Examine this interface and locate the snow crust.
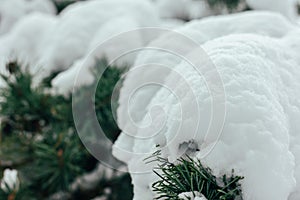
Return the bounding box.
[113,12,300,200]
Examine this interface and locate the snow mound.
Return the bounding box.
[0,0,56,35]
[116,11,295,133]
[45,0,159,72]
[0,13,57,76]
[51,0,160,94]
[0,0,160,88]
[113,12,300,200]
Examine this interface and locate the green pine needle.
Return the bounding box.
[151,155,244,200]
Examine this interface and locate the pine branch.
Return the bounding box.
[151,155,244,200]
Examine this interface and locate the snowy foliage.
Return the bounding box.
[113,11,300,200]
[0,0,298,90]
[0,0,299,199]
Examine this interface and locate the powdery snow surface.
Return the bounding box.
[0,0,160,88]
[113,12,300,200]
[0,0,56,35]
[116,11,295,135]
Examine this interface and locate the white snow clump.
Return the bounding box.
[0,0,56,35]
[113,11,300,200]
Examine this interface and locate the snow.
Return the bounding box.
[0,0,160,88]
[112,11,300,200]
[0,169,20,192]
[0,0,56,35]
[154,0,298,21]
[0,1,299,199]
[0,0,297,91]
[116,11,295,136]
[0,13,57,76]
[51,0,160,94]
[246,0,298,20]
[155,0,213,20]
[178,191,207,200]
[46,0,159,72]
[194,197,206,200]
